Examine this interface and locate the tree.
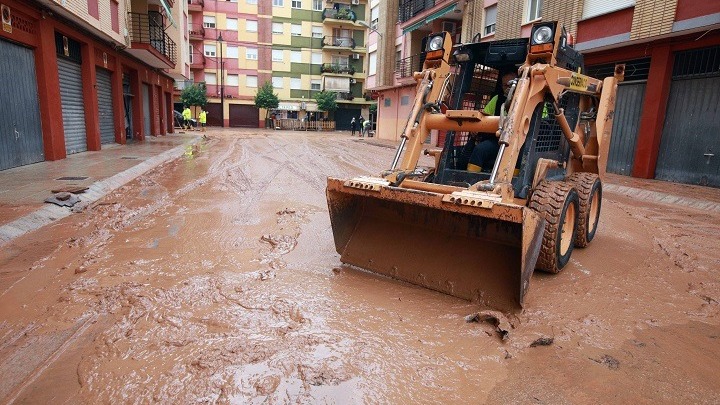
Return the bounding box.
[180,82,208,110]
[369,103,377,115]
[315,90,338,115]
[254,81,279,118]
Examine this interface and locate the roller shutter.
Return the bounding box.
[229,104,259,128]
[0,39,44,170]
[142,84,151,136]
[96,69,115,145]
[58,57,87,154]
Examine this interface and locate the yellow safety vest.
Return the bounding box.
[182,108,191,119]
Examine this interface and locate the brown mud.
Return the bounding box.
[0,128,718,403]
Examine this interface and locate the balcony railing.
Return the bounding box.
[187,0,204,8]
[322,36,356,48]
[322,8,357,22]
[189,24,205,38]
[128,12,177,64]
[395,53,424,79]
[321,63,355,74]
[336,92,355,101]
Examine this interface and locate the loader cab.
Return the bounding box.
[433,24,584,199]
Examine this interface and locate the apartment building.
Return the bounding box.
[0,0,189,171]
[370,0,720,187]
[186,0,372,129]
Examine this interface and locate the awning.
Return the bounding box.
[402,2,457,34]
[160,0,177,28]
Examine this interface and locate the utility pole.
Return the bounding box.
[218,33,225,127]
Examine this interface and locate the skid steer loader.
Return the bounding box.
[326,22,622,310]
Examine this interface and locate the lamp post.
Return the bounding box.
[218,33,225,127]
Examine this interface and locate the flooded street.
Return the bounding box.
[1,129,719,403]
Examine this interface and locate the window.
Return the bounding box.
[272,22,283,34]
[226,74,239,86]
[205,72,217,84]
[246,75,258,88]
[247,0,258,4]
[331,55,349,67]
[527,0,542,22]
[272,77,284,88]
[291,50,302,63]
[291,24,302,36]
[484,5,496,36]
[227,45,239,58]
[384,98,391,107]
[291,0,301,8]
[189,45,194,63]
[582,0,634,19]
[312,26,323,38]
[290,78,302,89]
[246,20,258,32]
[203,16,216,28]
[368,51,377,76]
[370,6,379,30]
[226,18,238,30]
[311,52,322,64]
[204,44,217,57]
[311,79,321,90]
[313,0,322,11]
[273,0,283,6]
[187,14,193,32]
[401,96,410,105]
[324,77,350,92]
[246,47,258,60]
[272,49,284,62]
[110,0,119,33]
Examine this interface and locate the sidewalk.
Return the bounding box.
[0,133,200,246]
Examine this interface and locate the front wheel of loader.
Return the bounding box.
[566,172,602,248]
[529,181,580,273]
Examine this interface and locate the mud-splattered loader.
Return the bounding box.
[327,22,622,310]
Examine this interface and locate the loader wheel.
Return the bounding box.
[566,172,602,248]
[529,181,579,273]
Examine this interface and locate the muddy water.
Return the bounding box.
[0,129,718,403]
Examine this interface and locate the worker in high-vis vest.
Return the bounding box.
[182,106,192,130]
[199,108,208,132]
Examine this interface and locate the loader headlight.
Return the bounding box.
[532,26,553,45]
[428,35,444,51]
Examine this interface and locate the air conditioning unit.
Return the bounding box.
[352,53,360,60]
[351,0,359,5]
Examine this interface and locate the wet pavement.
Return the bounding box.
[0,128,719,403]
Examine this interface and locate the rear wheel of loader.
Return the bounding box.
[529,181,580,273]
[567,172,602,248]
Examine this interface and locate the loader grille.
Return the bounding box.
[533,102,562,153]
[450,63,501,147]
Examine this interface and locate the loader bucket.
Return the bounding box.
[326,177,545,311]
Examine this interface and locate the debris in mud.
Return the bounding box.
[51,185,89,194]
[529,337,554,347]
[277,208,296,215]
[332,267,342,274]
[258,270,276,281]
[590,354,620,370]
[260,234,298,255]
[465,310,512,341]
[75,266,88,274]
[45,192,81,207]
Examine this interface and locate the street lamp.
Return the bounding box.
[217,33,225,127]
[358,20,382,38]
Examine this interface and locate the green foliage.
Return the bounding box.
[369,103,377,114]
[254,81,279,117]
[180,83,208,108]
[315,90,338,112]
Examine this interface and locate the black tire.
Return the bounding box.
[566,172,602,248]
[529,181,580,273]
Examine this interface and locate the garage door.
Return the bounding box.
[0,39,44,171]
[57,34,87,155]
[229,104,259,127]
[334,107,361,130]
[655,46,720,187]
[96,68,115,145]
[205,103,223,126]
[142,84,151,136]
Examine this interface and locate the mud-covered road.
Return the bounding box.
[1,129,719,404]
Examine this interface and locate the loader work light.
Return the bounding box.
[529,22,557,54]
[532,26,553,45]
[428,35,444,51]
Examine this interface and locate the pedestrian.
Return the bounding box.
[363,118,371,138]
[198,108,208,132]
[350,117,357,136]
[358,116,364,137]
[182,105,192,130]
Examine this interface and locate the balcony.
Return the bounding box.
[395,54,424,79]
[322,36,356,49]
[322,8,357,23]
[188,0,204,12]
[126,12,177,68]
[190,53,205,70]
[336,92,355,101]
[189,24,205,40]
[321,63,356,75]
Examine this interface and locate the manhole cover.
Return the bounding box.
[56,176,89,181]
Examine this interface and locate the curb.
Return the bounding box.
[604,183,720,213]
[0,138,200,247]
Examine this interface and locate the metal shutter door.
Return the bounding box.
[229,104,259,128]
[96,69,115,145]
[58,57,87,154]
[606,82,645,176]
[142,84,151,136]
[0,39,44,170]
